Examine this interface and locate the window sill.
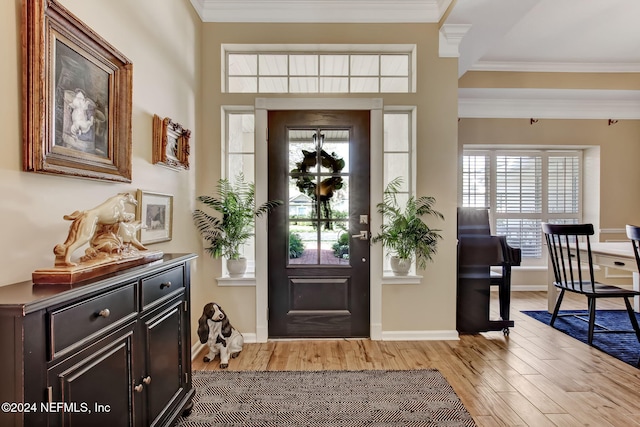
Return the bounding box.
[216,275,256,286]
[381,274,423,285]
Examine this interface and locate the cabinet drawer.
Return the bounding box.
[141,265,184,309]
[50,283,137,359]
[592,254,632,271]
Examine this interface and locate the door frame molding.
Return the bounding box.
[255,97,384,342]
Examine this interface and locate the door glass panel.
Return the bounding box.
[289,131,318,173]
[322,227,350,265]
[290,176,317,220]
[321,131,349,173]
[318,176,348,220]
[288,128,350,266]
[289,222,314,264]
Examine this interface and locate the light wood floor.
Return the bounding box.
[192,291,640,426]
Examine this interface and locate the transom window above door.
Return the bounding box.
[223,44,415,93]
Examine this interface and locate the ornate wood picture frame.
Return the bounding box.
[136,190,173,244]
[22,0,133,182]
[152,114,191,171]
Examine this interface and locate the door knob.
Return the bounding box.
[352,231,369,240]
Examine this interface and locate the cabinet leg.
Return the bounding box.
[181,400,194,417]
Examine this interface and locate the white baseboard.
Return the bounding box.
[508,285,549,292]
[190,333,258,361]
[191,341,206,361]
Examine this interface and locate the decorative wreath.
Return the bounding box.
[291,149,345,200]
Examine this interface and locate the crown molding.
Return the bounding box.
[439,24,471,58]
[459,88,640,119]
[190,0,453,23]
[470,60,640,74]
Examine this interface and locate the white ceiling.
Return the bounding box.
[447,0,640,76]
[190,0,640,118]
[190,0,640,75]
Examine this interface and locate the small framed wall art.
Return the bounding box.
[22,0,133,182]
[152,114,191,170]
[136,190,173,244]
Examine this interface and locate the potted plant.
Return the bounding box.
[193,173,282,277]
[372,177,444,276]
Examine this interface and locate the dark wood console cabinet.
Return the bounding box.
[0,253,197,427]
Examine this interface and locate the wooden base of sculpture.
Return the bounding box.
[32,250,164,285]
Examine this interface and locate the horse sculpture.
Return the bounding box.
[54,193,140,267]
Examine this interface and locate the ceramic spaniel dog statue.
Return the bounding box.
[197,302,244,368]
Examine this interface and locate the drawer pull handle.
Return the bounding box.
[134,384,143,393]
[143,376,152,385]
[614,261,625,266]
[98,309,111,318]
[160,281,172,289]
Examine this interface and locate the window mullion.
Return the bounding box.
[490,152,496,214]
[542,152,549,223]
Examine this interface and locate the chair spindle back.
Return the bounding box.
[542,223,596,293]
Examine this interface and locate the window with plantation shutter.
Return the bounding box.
[462,150,582,264]
[548,156,580,214]
[462,155,489,208]
[496,155,541,214]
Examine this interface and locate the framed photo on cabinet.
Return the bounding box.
[136,190,173,244]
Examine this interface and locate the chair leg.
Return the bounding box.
[623,297,640,343]
[550,289,565,326]
[587,297,596,345]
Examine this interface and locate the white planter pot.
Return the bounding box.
[390,256,412,276]
[226,258,247,278]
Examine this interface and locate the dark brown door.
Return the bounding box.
[268,110,370,338]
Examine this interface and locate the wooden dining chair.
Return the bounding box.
[626,225,640,274]
[542,222,640,345]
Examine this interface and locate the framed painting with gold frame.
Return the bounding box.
[22,0,133,182]
[136,190,173,244]
[152,114,191,171]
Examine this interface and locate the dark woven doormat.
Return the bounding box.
[176,369,476,426]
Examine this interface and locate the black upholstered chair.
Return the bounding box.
[543,222,640,345]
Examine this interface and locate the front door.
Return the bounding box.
[268,110,370,338]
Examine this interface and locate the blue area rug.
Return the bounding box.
[522,310,640,367]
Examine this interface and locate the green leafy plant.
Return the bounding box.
[289,232,305,259]
[193,173,282,260]
[371,177,444,270]
[332,232,349,258]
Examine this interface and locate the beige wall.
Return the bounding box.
[198,23,460,335]
[1,0,203,339]
[460,71,640,90]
